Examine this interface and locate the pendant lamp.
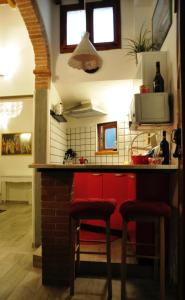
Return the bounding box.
[68,32,102,73]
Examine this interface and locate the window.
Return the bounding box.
[93,7,114,43]
[66,10,86,45]
[60,0,121,53]
[97,121,117,153]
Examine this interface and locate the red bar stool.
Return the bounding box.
[119,200,171,300]
[70,199,116,299]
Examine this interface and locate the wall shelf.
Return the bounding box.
[50,110,67,122]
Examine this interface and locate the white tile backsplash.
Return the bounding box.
[101,156,107,163]
[67,122,133,164]
[85,145,91,151]
[81,138,85,145]
[80,133,85,139]
[81,145,86,151]
[85,150,91,157]
[86,138,91,145]
[90,132,96,139]
[65,120,163,165]
[107,156,113,164]
[71,128,75,134]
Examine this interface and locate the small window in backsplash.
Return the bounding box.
[97,121,117,153]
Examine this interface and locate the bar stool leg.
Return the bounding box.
[160,216,165,300]
[76,219,80,271]
[106,219,112,300]
[70,217,76,296]
[121,220,127,300]
[154,219,159,280]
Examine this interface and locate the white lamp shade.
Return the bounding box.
[68,32,102,72]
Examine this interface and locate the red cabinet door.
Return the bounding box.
[73,172,104,227]
[127,173,136,201]
[87,173,103,199]
[73,172,103,200]
[103,173,136,231]
[85,172,104,227]
[103,173,128,230]
[73,172,89,200]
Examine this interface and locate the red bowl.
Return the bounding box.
[131,155,149,165]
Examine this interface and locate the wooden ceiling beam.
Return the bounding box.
[0,0,7,4]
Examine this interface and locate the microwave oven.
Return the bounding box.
[130,92,170,126]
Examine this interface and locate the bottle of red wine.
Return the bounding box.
[160,131,169,164]
[153,61,164,92]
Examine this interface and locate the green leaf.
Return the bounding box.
[123,22,156,63]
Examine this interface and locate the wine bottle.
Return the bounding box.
[153,61,164,92]
[160,131,169,164]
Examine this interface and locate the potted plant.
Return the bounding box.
[124,24,157,64]
[63,148,76,164]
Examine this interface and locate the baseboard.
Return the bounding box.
[33,246,42,268]
[6,200,30,204]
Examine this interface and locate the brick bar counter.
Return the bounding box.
[30,164,178,287]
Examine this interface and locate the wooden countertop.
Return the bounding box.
[30,163,178,172]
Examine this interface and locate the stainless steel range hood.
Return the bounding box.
[64,100,107,118]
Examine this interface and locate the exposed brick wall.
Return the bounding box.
[16,0,51,89]
[41,170,74,285]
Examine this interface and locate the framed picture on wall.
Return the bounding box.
[1,133,32,155]
[152,0,172,50]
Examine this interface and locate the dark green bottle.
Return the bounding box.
[153,61,164,92]
[160,131,169,164]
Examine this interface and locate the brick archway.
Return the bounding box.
[16,0,51,89]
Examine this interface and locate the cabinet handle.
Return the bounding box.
[91,173,102,176]
[114,173,127,177]
[127,175,135,179]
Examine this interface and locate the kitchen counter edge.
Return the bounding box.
[29,163,178,170]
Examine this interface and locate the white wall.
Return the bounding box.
[161,8,177,125]
[55,0,136,97]
[0,99,33,175]
[0,5,34,96]
[35,0,136,100]
[0,98,33,201]
[0,5,34,202]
